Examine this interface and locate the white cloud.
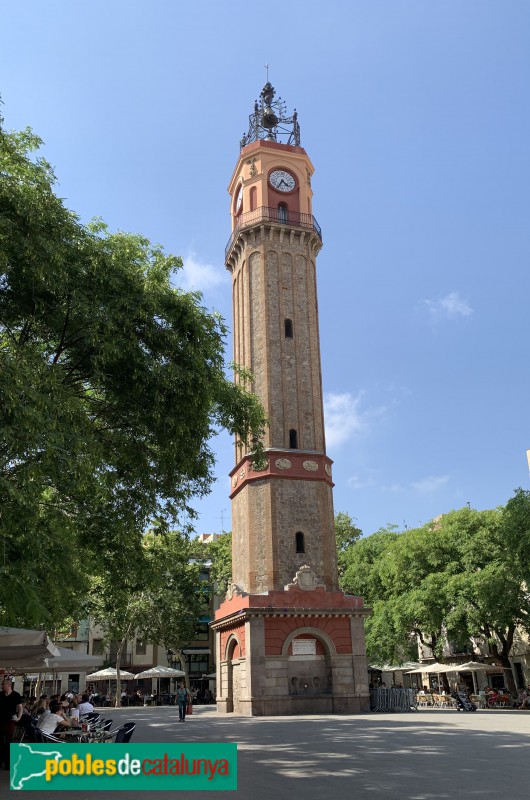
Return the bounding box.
[178,252,229,293]
[347,472,377,491]
[324,392,366,448]
[424,291,473,319]
[382,483,405,493]
[410,475,450,495]
[324,391,389,449]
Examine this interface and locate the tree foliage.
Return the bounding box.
[340,493,530,689]
[88,530,203,703]
[206,532,233,595]
[334,512,362,579]
[0,122,266,627]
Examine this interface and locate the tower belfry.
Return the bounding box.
[212,84,369,715]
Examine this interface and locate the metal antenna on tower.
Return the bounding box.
[219,508,227,533]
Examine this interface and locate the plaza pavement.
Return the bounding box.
[3,705,530,799]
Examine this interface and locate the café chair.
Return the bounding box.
[96,722,136,744]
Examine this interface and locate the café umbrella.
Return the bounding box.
[135,665,185,699]
[86,667,136,680]
[86,666,136,700]
[441,661,510,673]
[405,662,451,691]
[439,661,511,694]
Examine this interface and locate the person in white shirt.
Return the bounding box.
[76,693,94,715]
[36,701,70,735]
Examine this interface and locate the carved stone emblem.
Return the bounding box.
[247,157,257,177]
[324,464,332,477]
[275,458,292,470]
[303,460,318,472]
[232,475,238,488]
[226,582,244,601]
[285,564,319,591]
[239,467,246,480]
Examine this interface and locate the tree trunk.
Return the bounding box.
[114,634,128,708]
[489,631,516,695]
[175,650,190,689]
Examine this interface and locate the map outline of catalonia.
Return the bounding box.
[11,742,62,790]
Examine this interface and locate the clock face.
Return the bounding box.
[269,169,296,192]
[235,185,243,213]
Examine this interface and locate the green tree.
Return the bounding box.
[340,525,406,664]
[0,121,266,626]
[207,532,233,595]
[88,530,203,703]
[334,512,362,580]
[441,502,530,692]
[340,498,530,691]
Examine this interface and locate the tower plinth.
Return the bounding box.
[212,85,370,715]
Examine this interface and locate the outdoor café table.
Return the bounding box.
[54,727,86,743]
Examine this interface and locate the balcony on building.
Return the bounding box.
[225,206,322,264]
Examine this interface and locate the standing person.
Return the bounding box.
[176,682,190,722]
[0,678,23,770]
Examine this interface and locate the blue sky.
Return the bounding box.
[2,1,530,536]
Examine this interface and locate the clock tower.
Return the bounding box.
[212,83,370,715]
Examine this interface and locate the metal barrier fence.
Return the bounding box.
[370,687,418,712]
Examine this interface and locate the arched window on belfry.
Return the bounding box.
[250,186,257,211]
[285,318,293,338]
[289,429,298,449]
[295,531,305,554]
[278,203,287,223]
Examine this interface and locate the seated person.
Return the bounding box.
[486,688,498,705]
[36,700,71,735]
[517,688,530,708]
[59,693,71,713]
[76,693,94,715]
[30,694,48,717]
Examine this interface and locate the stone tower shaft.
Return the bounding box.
[226,136,338,595]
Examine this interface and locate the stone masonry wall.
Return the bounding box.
[231,476,338,593]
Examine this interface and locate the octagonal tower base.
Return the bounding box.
[211,582,370,716]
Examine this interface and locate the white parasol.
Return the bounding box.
[441,661,510,672]
[86,666,136,701]
[439,661,511,693]
[405,662,449,674]
[405,662,452,692]
[135,665,185,698]
[86,667,135,680]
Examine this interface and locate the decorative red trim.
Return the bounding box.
[229,451,334,498]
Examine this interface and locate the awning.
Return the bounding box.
[3,647,103,674]
[0,627,60,669]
